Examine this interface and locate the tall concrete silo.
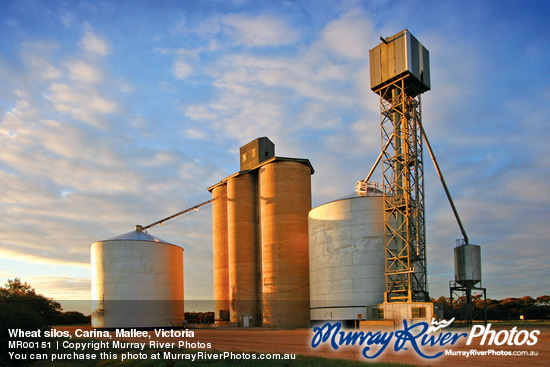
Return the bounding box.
[212,184,229,321]
[90,228,184,328]
[308,191,386,324]
[227,173,260,325]
[209,137,313,328]
[259,161,311,328]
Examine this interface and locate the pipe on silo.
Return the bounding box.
[259,161,311,328]
[212,184,229,321]
[227,174,260,326]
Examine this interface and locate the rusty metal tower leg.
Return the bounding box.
[381,78,429,303]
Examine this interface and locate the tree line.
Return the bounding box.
[0,278,90,327]
[0,278,89,365]
[433,295,550,321]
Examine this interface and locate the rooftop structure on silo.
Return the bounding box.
[239,136,275,171]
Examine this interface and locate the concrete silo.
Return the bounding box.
[259,161,311,328]
[308,190,386,324]
[227,173,260,325]
[209,137,313,328]
[90,228,184,328]
[212,184,229,322]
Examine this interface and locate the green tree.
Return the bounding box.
[0,278,63,365]
[53,311,91,325]
[0,278,62,325]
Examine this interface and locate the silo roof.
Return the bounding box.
[103,229,173,244]
[313,189,383,208]
[207,156,314,192]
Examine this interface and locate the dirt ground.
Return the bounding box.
[58,324,549,366]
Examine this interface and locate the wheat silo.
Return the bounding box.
[227,173,260,325]
[309,189,386,325]
[90,228,184,328]
[259,161,311,328]
[212,184,230,322]
[209,137,313,328]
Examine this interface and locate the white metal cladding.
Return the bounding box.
[308,195,386,321]
[90,232,184,328]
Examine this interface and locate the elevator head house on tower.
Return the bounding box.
[370,29,430,99]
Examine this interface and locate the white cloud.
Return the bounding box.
[20,42,63,80]
[140,151,179,167]
[172,57,192,79]
[66,60,103,83]
[183,128,209,140]
[30,276,91,299]
[319,8,375,60]
[184,105,217,121]
[195,15,222,35]
[59,11,75,27]
[211,53,354,107]
[0,246,88,268]
[213,100,284,141]
[221,14,298,47]
[79,30,110,56]
[45,83,117,127]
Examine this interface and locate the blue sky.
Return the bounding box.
[1,0,549,313]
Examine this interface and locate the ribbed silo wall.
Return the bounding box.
[308,195,385,321]
[259,161,311,328]
[90,240,184,328]
[212,184,229,321]
[227,174,260,326]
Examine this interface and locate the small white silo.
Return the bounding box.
[90,228,184,328]
[309,192,386,322]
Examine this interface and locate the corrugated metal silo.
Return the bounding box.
[227,174,260,326]
[454,244,482,286]
[259,161,311,328]
[90,229,184,328]
[309,193,386,322]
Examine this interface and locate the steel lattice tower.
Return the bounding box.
[369,30,431,303]
[379,80,427,302]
